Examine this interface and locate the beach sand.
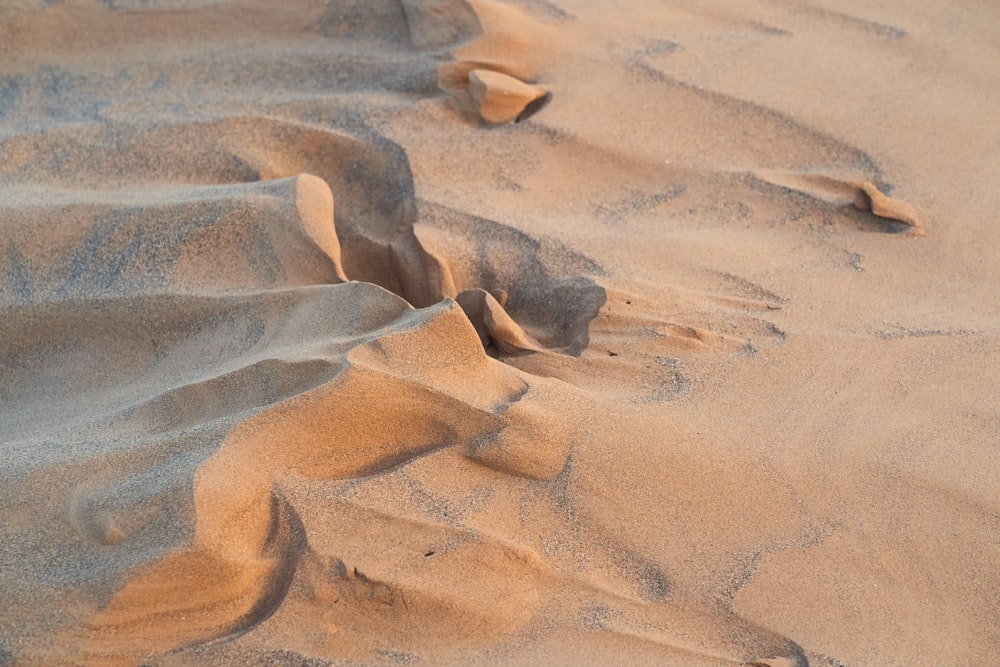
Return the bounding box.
[1,1,998,665]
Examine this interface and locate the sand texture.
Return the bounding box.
[1,1,999,665]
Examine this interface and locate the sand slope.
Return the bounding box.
[1,1,999,665]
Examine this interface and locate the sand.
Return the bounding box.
[1,1,998,665]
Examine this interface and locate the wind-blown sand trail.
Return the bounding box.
[1,1,998,665]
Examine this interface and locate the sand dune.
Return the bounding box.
[1,1,998,665]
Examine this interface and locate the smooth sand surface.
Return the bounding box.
[1,1,998,665]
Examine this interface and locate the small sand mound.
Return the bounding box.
[750,170,925,235]
[852,180,925,235]
[468,68,551,124]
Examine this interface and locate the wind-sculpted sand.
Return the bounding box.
[2,1,999,665]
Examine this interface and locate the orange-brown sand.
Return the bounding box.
[1,1,998,665]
